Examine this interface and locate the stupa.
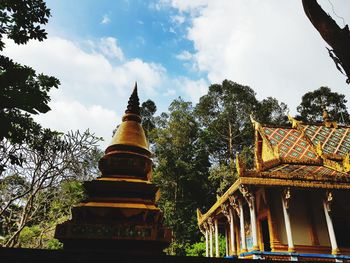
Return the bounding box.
[55,84,171,253]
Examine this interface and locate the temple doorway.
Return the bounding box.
[261,218,271,252]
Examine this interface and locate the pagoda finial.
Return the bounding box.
[125,82,140,116]
[322,106,330,123]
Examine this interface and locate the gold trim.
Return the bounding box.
[288,115,302,128]
[198,179,242,226]
[240,177,350,189]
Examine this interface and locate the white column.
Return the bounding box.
[209,223,213,257]
[205,228,209,257]
[215,219,219,257]
[323,199,339,255]
[239,200,247,252]
[249,197,259,251]
[229,208,236,255]
[282,193,294,252]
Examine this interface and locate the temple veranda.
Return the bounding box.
[198,114,350,262]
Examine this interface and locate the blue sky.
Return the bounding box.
[3,0,350,148]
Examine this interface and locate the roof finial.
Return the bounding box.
[322,106,330,123]
[125,82,140,116]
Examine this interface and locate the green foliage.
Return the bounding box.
[0,0,51,50]
[0,0,60,175]
[15,180,84,249]
[208,164,236,196]
[297,86,350,124]
[0,130,102,248]
[152,98,213,255]
[140,99,157,139]
[185,235,226,257]
[257,97,289,125]
[185,236,206,257]
[195,80,258,165]
[194,80,288,195]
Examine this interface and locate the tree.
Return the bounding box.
[0,0,60,173]
[0,0,51,49]
[140,99,157,141]
[152,98,212,255]
[0,130,102,247]
[302,0,350,84]
[195,80,288,195]
[257,97,289,126]
[297,86,350,124]
[195,80,259,168]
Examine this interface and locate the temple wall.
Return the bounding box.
[289,191,312,245]
[309,193,330,246]
[269,190,287,245]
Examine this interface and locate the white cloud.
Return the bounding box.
[101,14,110,25]
[99,37,124,61]
[3,37,167,146]
[171,15,185,24]
[165,0,350,114]
[174,77,209,103]
[175,50,193,61]
[35,100,118,149]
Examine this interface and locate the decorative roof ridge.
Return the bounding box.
[250,115,260,130]
[259,157,281,171]
[279,157,322,165]
[260,125,295,129]
[288,115,302,128]
[254,125,281,172]
[323,155,350,174]
[300,122,348,128]
[197,178,242,226]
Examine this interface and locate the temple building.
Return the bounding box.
[197,113,350,261]
[55,84,171,254]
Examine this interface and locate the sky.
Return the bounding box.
[3,0,350,148]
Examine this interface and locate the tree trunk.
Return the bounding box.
[228,122,234,175]
[302,0,350,83]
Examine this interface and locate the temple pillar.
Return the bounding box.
[282,188,295,252]
[239,199,247,253]
[208,217,214,257]
[323,191,339,255]
[201,222,209,257]
[240,185,259,251]
[222,202,236,256]
[215,218,219,257]
[249,197,259,251]
[229,208,236,255]
[205,227,209,257]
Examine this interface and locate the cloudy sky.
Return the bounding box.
[3,0,350,148]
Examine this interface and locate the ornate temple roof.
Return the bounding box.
[253,116,350,174]
[261,126,319,161]
[197,114,350,227]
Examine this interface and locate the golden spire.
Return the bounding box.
[107,83,149,153]
[99,83,151,178]
[125,82,140,116]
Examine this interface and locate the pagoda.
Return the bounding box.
[55,84,171,254]
[197,112,350,261]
